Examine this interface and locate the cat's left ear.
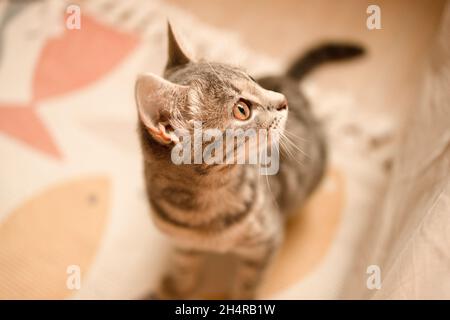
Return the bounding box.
[135,73,189,145]
[166,21,193,70]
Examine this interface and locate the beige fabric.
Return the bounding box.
[342,2,450,299]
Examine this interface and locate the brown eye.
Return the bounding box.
[233,100,251,120]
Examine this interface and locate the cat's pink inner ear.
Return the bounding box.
[135,73,187,144]
[147,123,174,145]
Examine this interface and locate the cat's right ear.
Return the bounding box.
[135,73,189,145]
[166,21,193,70]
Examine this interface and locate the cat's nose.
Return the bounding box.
[276,97,288,111]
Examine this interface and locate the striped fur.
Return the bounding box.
[137,23,364,299]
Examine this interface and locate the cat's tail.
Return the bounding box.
[286,43,365,80]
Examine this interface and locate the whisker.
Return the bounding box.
[283,129,309,142]
[263,144,280,213]
[280,132,310,159]
[279,137,304,166]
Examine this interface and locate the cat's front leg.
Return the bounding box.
[230,239,280,299]
[155,247,204,299]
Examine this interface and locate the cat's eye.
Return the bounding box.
[233,100,251,121]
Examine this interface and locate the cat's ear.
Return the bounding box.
[135,73,188,145]
[166,21,192,70]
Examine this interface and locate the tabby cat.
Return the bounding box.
[135,23,364,299]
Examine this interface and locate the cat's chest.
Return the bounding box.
[151,198,280,253]
[147,166,280,252]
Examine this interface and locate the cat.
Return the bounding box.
[135,23,364,299]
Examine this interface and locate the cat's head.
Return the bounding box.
[135,22,288,156]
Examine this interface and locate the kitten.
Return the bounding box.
[135,23,364,299]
